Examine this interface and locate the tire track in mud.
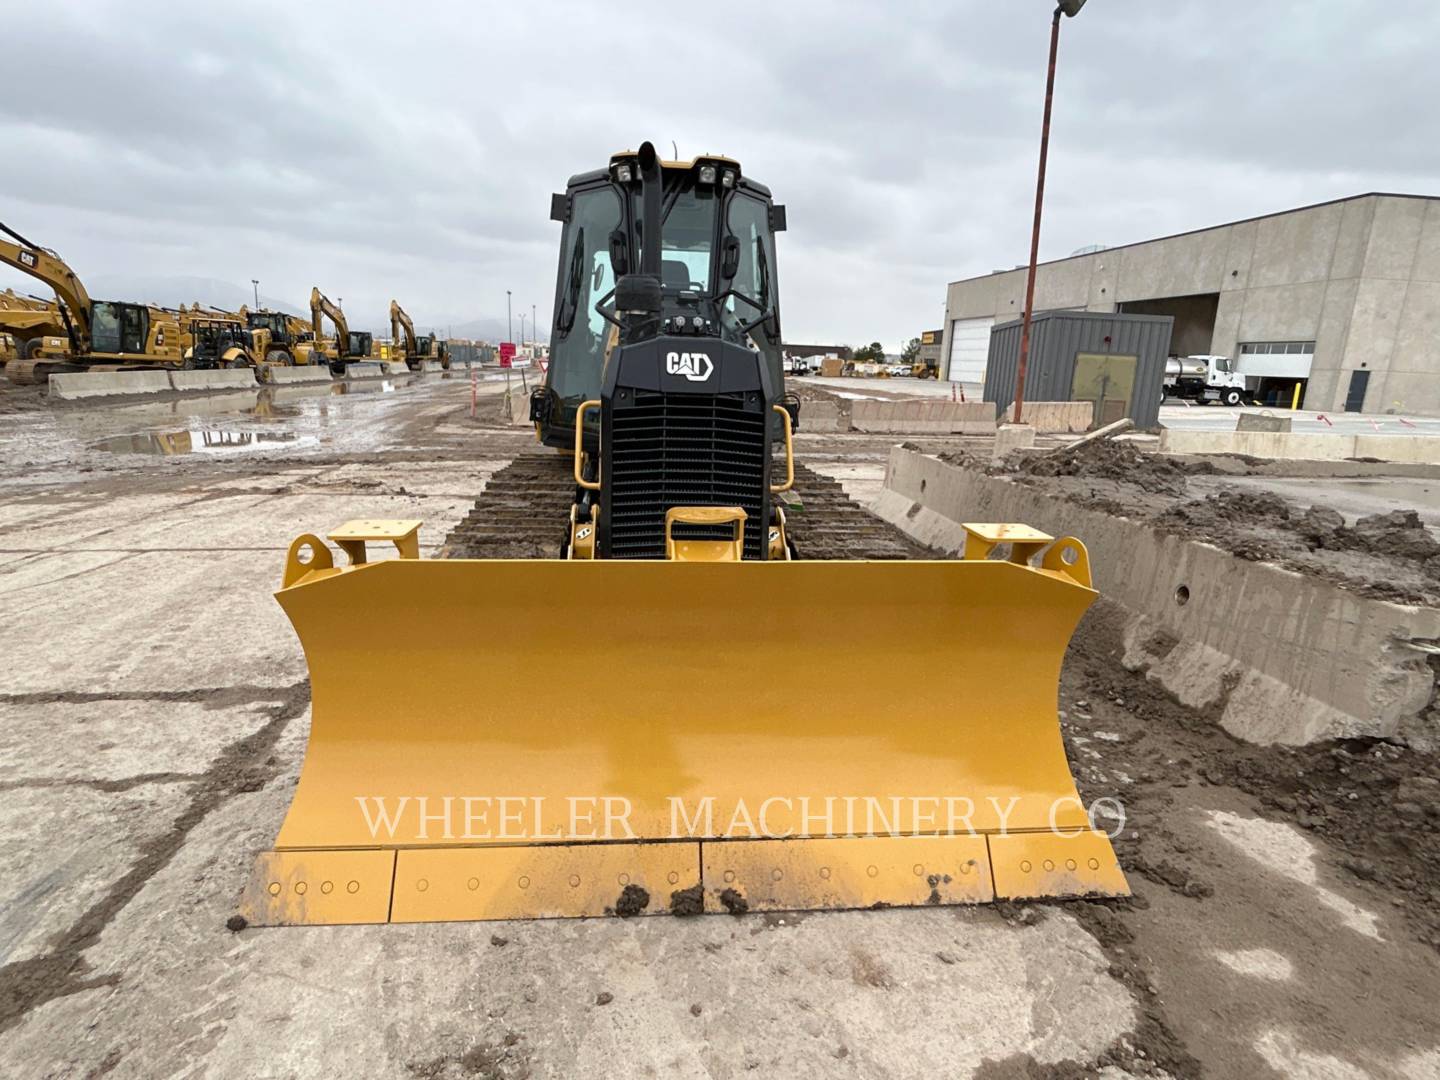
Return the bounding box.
[0,681,310,1035]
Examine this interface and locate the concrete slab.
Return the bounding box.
[1,549,303,693]
[0,697,280,785]
[263,365,332,385]
[384,360,411,376]
[343,362,385,378]
[167,369,259,393]
[48,371,173,401]
[0,781,194,965]
[422,360,445,372]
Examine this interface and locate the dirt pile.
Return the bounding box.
[1153,491,1440,601]
[1012,439,1215,498]
[1064,602,1440,952]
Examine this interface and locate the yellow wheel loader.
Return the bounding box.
[240,144,1127,927]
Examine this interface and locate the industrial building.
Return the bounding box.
[940,193,1440,413]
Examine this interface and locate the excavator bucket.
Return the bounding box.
[239,520,1128,926]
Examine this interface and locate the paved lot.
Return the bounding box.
[1,375,1437,1078]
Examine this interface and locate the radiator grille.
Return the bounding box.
[607,390,767,559]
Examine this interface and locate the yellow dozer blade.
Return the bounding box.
[239,520,1128,926]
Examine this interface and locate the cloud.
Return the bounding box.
[1,0,1437,348]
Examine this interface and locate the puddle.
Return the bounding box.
[91,430,318,456]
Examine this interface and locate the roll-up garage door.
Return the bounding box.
[946,317,995,383]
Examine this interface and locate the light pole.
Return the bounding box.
[1014,0,1087,426]
[532,303,537,345]
[251,279,259,309]
[506,290,513,344]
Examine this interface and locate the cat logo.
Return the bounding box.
[19,251,37,269]
[665,351,713,382]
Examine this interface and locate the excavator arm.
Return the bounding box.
[0,222,91,351]
[389,300,418,356]
[310,286,348,346]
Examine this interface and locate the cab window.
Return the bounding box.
[549,186,621,408]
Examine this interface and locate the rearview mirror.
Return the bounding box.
[609,229,630,277]
[721,236,740,281]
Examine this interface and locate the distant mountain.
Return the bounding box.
[84,275,305,317]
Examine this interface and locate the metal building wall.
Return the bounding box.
[983,311,1174,429]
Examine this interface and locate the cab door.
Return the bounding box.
[119,304,148,354]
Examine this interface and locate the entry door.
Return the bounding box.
[1343,370,1370,413]
[1071,352,1137,428]
[119,305,147,353]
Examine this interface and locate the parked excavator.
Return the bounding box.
[0,221,187,384]
[309,287,372,374]
[388,300,449,370]
[240,143,1127,927]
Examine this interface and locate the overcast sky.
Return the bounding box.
[2,0,1437,349]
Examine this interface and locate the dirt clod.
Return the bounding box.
[489,934,508,947]
[718,888,748,916]
[595,992,613,1006]
[614,883,650,918]
[669,884,704,916]
[224,915,247,933]
[690,1003,703,1017]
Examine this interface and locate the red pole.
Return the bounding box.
[1014,9,1064,427]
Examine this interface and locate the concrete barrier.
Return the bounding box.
[1001,401,1094,433]
[1159,427,1440,464]
[874,446,1440,748]
[422,360,445,373]
[344,362,386,378]
[384,360,411,376]
[48,370,173,400]
[1236,412,1292,433]
[264,364,333,385]
[168,368,259,392]
[801,399,847,433]
[992,423,1036,460]
[849,398,995,434]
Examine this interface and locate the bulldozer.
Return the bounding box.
[239,143,1127,926]
[0,221,186,384]
[389,300,450,371]
[309,287,372,374]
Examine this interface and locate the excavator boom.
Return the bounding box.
[0,221,91,351]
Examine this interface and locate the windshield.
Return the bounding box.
[634,177,718,295]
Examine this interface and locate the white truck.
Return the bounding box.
[1163,354,1247,406]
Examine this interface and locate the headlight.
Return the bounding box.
[698,164,717,185]
[721,169,736,188]
[615,164,633,183]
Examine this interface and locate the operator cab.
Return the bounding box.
[90,300,149,355]
[345,331,373,358]
[532,146,788,450]
[247,310,293,346]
